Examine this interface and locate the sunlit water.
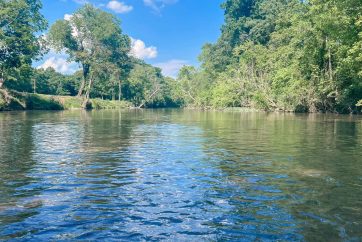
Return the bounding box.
[0,110,361,241]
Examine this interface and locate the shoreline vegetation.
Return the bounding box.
[1,1,362,114]
[0,89,359,115]
[0,89,132,111]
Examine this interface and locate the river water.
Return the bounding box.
[0,110,361,241]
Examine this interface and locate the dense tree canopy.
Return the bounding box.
[177,0,362,113]
[0,0,47,89]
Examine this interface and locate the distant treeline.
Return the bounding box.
[1,0,362,112]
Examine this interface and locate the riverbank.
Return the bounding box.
[0,90,133,111]
[1,89,360,114]
[184,103,362,114]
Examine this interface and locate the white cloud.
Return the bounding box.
[37,56,79,75]
[154,59,188,78]
[106,1,133,13]
[130,38,158,59]
[72,0,88,4]
[143,0,178,12]
[64,14,73,21]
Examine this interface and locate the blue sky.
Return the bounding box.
[37,0,225,77]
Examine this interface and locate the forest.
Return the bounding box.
[1,0,362,113]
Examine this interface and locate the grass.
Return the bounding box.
[91,98,132,109]
[23,93,64,110]
[0,90,133,111]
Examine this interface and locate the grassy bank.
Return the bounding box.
[0,90,133,111]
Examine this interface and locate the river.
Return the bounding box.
[0,110,361,241]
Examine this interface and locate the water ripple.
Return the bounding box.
[0,110,361,241]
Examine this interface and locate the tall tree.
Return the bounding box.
[0,0,47,89]
[48,4,131,106]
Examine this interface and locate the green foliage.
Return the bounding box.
[0,0,47,87]
[3,64,34,92]
[32,68,78,95]
[177,0,362,113]
[0,3,180,111]
[48,4,131,102]
[5,0,361,113]
[122,62,177,108]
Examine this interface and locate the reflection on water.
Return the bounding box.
[0,110,361,241]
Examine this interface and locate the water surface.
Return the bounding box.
[0,110,361,241]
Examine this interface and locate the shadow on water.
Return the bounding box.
[0,109,361,240]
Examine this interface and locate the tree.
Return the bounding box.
[32,67,78,95]
[122,62,172,108]
[48,4,131,107]
[0,0,47,89]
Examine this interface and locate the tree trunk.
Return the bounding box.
[85,77,93,100]
[82,76,93,109]
[138,85,161,109]
[33,78,36,94]
[0,71,4,89]
[326,37,333,81]
[111,89,115,101]
[118,79,122,101]
[78,79,85,97]
[328,48,332,80]
[78,63,89,97]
